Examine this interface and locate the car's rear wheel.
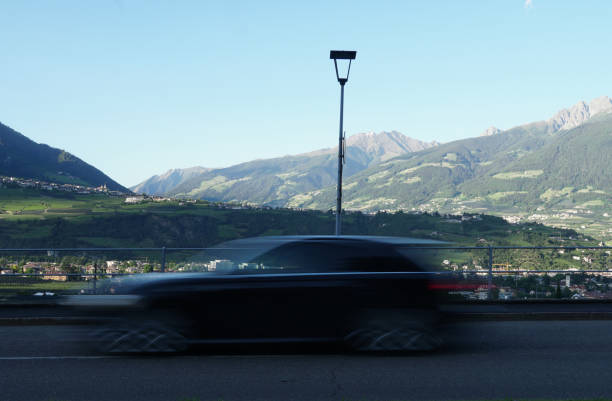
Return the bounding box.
[344,309,443,352]
[92,320,188,354]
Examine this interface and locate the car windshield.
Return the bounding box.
[233,241,420,273]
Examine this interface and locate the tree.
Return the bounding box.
[60,256,81,281]
[60,256,80,274]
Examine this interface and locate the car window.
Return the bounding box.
[242,241,420,273]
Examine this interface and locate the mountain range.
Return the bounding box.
[289,96,612,240]
[0,122,127,192]
[133,95,612,240]
[2,94,610,240]
[132,131,438,206]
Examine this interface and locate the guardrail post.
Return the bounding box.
[488,245,493,300]
[161,247,166,273]
[93,261,97,295]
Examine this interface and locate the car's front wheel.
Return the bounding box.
[344,309,443,352]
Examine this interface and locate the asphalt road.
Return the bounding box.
[2,321,612,401]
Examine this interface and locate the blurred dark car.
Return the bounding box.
[67,235,455,353]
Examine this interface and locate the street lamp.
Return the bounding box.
[330,50,356,236]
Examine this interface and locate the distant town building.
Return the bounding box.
[208,260,234,272]
[125,196,145,204]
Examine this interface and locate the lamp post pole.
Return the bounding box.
[329,50,356,236]
[335,79,346,236]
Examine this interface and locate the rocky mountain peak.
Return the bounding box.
[131,166,211,194]
[480,126,501,136]
[588,96,612,116]
[547,96,612,132]
[346,130,438,161]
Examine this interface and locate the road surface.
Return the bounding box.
[2,320,612,400]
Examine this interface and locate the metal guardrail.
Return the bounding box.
[0,245,610,299]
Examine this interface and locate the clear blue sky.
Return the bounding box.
[1,0,611,187]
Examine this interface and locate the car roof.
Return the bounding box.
[212,235,446,263]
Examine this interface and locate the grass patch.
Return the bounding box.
[0,280,87,293]
[540,187,574,201]
[580,200,605,208]
[367,170,392,181]
[397,162,458,176]
[403,176,421,184]
[487,191,528,201]
[493,170,544,179]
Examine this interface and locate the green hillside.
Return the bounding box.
[169,148,374,206]
[287,122,553,210]
[289,115,612,241]
[0,187,589,249]
[460,114,612,200]
[0,122,127,191]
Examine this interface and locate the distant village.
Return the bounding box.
[0,175,128,196]
[0,258,239,279]
[450,273,612,301]
[0,174,264,210]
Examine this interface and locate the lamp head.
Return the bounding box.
[330,50,356,84]
[329,50,356,60]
